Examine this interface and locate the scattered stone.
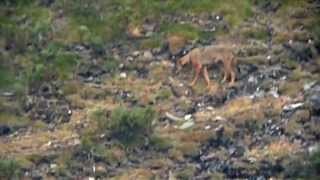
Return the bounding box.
[165,112,183,121]
[184,114,192,121]
[214,124,224,133]
[132,51,140,57]
[31,170,43,180]
[1,91,14,97]
[68,109,72,115]
[228,146,245,157]
[0,125,11,136]
[268,87,279,98]
[214,116,226,122]
[95,164,107,175]
[303,81,317,91]
[142,51,154,61]
[126,56,134,61]
[120,72,127,79]
[179,121,194,129]
[307,85,320,115]
[206,106,214,110]
[308,144,319,154]
[283,102,304,112]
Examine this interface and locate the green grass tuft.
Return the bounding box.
[0,158,22,179]
[108,106,156,148]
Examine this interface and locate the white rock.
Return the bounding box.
[50,164,57,169]
[248,157,257,163]
[216,16,220,20]
[119,63,124,69]
[248,76,257,83]
[283,102,304,111]
[303,81,317,91]
[179,121,194,129]
[126,56,134,61]
[73,139,81,146]
[280,76,287,80]
[2,92,14,97]
[267,55,271,60]
[214,116,226,121]
[269,87,279,98]
[308,145,319,154]
[132,51,140,57]
[206,106,214,110]
[184,114,192,121]
[143,51,153,61]
[120,72,127,79]
[165,112,183,121]
[204,125,211,130]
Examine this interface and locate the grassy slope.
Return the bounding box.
[0,0,319,179]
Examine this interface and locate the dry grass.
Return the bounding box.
[167,35,187,54]
[195,96,285,123]
[114,168,155,180]
[248,139,300,160]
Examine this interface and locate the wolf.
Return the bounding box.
[176,45,238,89]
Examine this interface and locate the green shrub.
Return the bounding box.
[0,0,35,6]
[309,150,320,176]
[149,135,172,151]
[30,42,80,83]
[90,108,108,129]
[108,107,156,147]
[285,149,320,178]
[0,159,22,179]
[242,27,269,41]
[103,57,119,74]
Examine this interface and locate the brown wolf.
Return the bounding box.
[176,45,238,89]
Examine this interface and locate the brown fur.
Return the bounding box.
[176,45,238,89]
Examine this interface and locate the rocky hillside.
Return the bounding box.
[0,0,320,179]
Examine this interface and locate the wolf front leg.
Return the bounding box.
[189,63,202,87]
[228,57,238,87]
[228,70,236,87]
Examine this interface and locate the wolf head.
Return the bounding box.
[175,53,190,74]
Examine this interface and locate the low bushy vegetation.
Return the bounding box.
[0,158,22,179]
[89,106,156,148]
[285,149,320,178]
[108,106,156,147]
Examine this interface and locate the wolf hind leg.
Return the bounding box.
[203,66,211,89]
[222,68,228,83]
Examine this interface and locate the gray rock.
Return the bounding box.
[283,41,313,62]
[142,51,154,61]
[1,92,14,97]
[179,121,194,129]
[0,125,11,136]
[308,90,320,114]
